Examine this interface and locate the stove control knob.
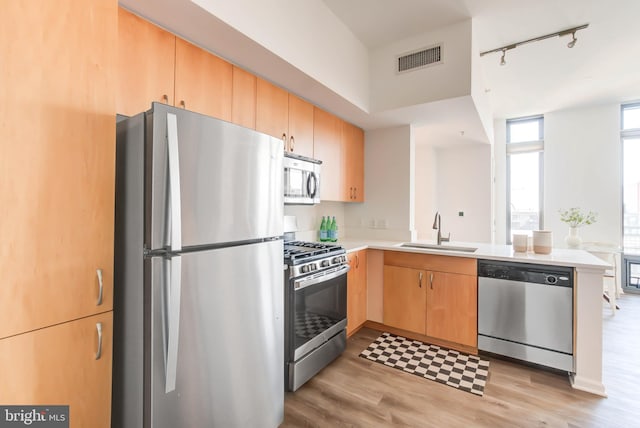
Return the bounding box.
[301,265,309,273]
[321,260,330,267]
[332,257,340,264]
[309,263,317,271]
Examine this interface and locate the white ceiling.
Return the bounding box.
[322,0,640,145]
[122,0,640,147]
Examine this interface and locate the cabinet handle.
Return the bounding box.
[162,94,169,104]
[430,272,434,289]
[419,272,423,288]
[179,100,186,109]
[290,135,295,152]
[96,269,104,306]
[95,322,103,360]
[355,254,359,268]
[282,133,288,151]
[354,187,357,200]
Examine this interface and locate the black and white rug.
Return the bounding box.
[359,332,490,396]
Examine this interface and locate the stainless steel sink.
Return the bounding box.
[399,243,478,253]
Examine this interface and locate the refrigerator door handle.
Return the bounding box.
[164,255,182,393]
[166,113,182,252]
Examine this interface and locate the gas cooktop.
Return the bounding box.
[283,241,345,265]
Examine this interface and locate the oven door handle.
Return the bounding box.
[294,265,350,291]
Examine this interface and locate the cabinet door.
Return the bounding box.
[287,94,314,158]
[117,7,175,116]
[383,265,426,334]
[313,107,344,201]
[256,78,289,141]
[426,272,478,347]
[347,250,368,335]
[0,312,113,428]
[1,0,115,339]
[343,121,365,202]
[174,38,232,121]
[231,66,256,129]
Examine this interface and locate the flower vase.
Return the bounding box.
[565,226,582,249]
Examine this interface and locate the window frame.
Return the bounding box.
[506,115,544,244]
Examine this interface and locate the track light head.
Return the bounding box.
[567,32,577,48]
[500,49,507,66]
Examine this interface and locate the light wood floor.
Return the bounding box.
[283,294,640,427]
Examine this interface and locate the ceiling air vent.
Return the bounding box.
[397,44,443,73]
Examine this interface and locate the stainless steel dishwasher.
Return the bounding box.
[478,259,574,372]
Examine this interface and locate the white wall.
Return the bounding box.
[435,144,492,243]
[470,18,494,145]
[369,20,472,113]
[494,119,507,244]
[191,0,370,111]
[493,103,622,247]
[284,201,345,242]
[344,125,415,241]
[544,104,621,247]
[414,144,437,240]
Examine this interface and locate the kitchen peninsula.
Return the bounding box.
[339,239,610,397]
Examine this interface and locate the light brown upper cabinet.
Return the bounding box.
[256,78,314,157]
[117,7,176,116]
[342,121,365,202]
[2,0,116,339]
[232,66,257,129]
[174,37,232,121]
[313,107,344,201]
[287,94,314,158]
[256,78,289,143]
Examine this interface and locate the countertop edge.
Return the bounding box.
[339,239,610,270]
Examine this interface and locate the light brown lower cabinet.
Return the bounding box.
[383,265,427,334]
[347,250,367,336]
[426,271,478,348]
[382,252,478,349]
[0,312,113,428]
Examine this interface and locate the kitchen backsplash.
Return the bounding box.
[284,201,345,242]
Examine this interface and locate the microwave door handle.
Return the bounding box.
[307,172,318,199]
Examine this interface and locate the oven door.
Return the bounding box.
[288,265,349,361]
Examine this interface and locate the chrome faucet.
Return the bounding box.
[432,211,450,245]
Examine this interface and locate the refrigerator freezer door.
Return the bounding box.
[147,104,283,251]
[149,239,284,428]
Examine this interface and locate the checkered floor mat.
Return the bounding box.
[359,332,490,396]
[295,311,338,340]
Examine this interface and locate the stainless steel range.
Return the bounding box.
[284,241,350,391]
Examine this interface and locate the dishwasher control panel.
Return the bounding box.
[478,259,573,287]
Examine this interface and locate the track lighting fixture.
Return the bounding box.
[480,24,589,65]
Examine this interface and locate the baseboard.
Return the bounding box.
[570,373,608,397]
[363,321,478,355]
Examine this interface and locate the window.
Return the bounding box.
[621,102,640,292]
[506,116,544,243]
[622,103,640,250]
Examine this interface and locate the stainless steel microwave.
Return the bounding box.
[284,153,321,205]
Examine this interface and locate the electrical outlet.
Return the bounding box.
[458,211,464,217]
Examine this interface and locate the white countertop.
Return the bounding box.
[338,239,610,270]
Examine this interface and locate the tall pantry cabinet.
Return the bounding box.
[0,1,116,427]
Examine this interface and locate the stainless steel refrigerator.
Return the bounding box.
[112,103,284,428]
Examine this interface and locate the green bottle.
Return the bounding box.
[329,216,338,242]
[320,216,327,242]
